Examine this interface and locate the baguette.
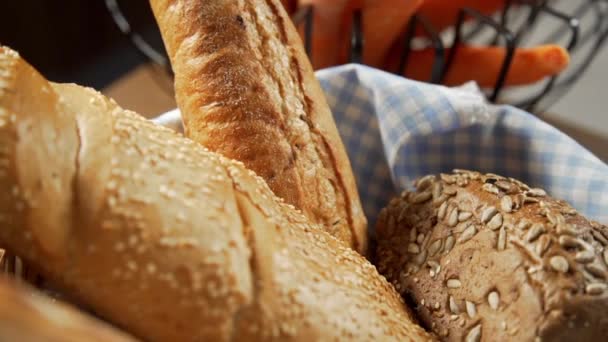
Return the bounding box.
[376,171,608,341]
[0,276,137,342]
[149,0,368,253]
[0,47,432,342]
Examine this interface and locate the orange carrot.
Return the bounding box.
[401,44,570,87]
[417,0,506,36]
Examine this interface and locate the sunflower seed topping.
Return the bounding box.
[536,235,552,257]
[444,187,457,196]
[447,278,462,289]
[407,243,420,254]
[482,183,500,195]
[496,180,514,192]
[458,211,473,222]
[428,239,442,257]
[559,236,584,249]
[586,283,607,295]
[481,206,498,223]
[524,196,540,204]
[438,202,448,220]
[412,191,432,204]
[500,196,513,213]
[466,324,482,342]
[444,235,455,253]
[413,249,428,266]
[557,223,578,236]
[459,226,477,243]
[550,255,569,273]
[487,213,503,231]
[416,175,435,191]
[432,182,443,199]
[466,301,477,318]
[585,264,605,279]
[526,224,546,242]
[575,250,595,264]
[603,250,608,265]
[498,227,507,251]
[517,220,531,231]
[417,233,425,244]
[449,296,460,314]
[448,208,459,227]
[527,188,547,197]
[441,174,456,184]
[488,291,500,310]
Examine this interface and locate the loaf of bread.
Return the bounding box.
[149,0,368,253]
[0,47,432,341]
[376,170,608,341]
[0,276,137,342]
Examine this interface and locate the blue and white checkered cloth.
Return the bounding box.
[153,64,608,228]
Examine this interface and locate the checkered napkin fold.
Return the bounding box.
[153,64,608,232]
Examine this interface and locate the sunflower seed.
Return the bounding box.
[482,183,500,195]
[416,175,435,191]
[444,235,455,254]
[448,208,459,227]
[501,196,513,213]
[432,182,443,199]
[526,224,546,242]
[438,202,448,220]
[417,233,425,244]
[556,223,578,236]
[444,187,457,196]
[514,194,525,209]
[575,250,595,264]
[428,239,442,257]
[481,206,498,223]
[517,220,531,230]
[441,174,456,184]
[524,196,540,204]
[585,264,605,279]
[592,230,608,246]
[603,250,608,265]
[488,291,500,310]
[559,236,584,249]
[449,296,460,314]
[496,180,514,192]
[447,278,462,289]
[408,243,420,254]
[459,226,477,243]
[498,227,507,251]
[458,211,473,222]
[411,191,432,204]
[487,213,503,231]
[409,227,418,242]
[546,212,561,227]
[550,255,569,273]
[536,235,552,257]
[397,206,409,222]
[527,188,547,197]
[466,301,477,318]
[413,249,428,266]
[586,283,607,295]
[466,324,482,342]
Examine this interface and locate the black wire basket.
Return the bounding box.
[106,0,608,113]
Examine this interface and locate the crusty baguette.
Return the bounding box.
[0,276,137,342]
[149,0,368,253]
[376,170,608,341]
[0,47,432,342]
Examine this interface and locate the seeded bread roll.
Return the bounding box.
[0,276,137,342]
[0,47,432,342]
[149,0,368,253]
[376,170,608,341]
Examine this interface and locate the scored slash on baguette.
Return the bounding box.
[0,46,434,342]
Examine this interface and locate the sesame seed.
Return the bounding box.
[550,255,569,273]
[466,301,477,318]
[447,278,462,288]
[488,291,500,310]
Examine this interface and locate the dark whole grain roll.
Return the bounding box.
[375,170,608,341]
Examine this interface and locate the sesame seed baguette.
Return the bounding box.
[149,0,368,254]
[0,276,138,342]
[376,171,608,341]
[0,47,433,342]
